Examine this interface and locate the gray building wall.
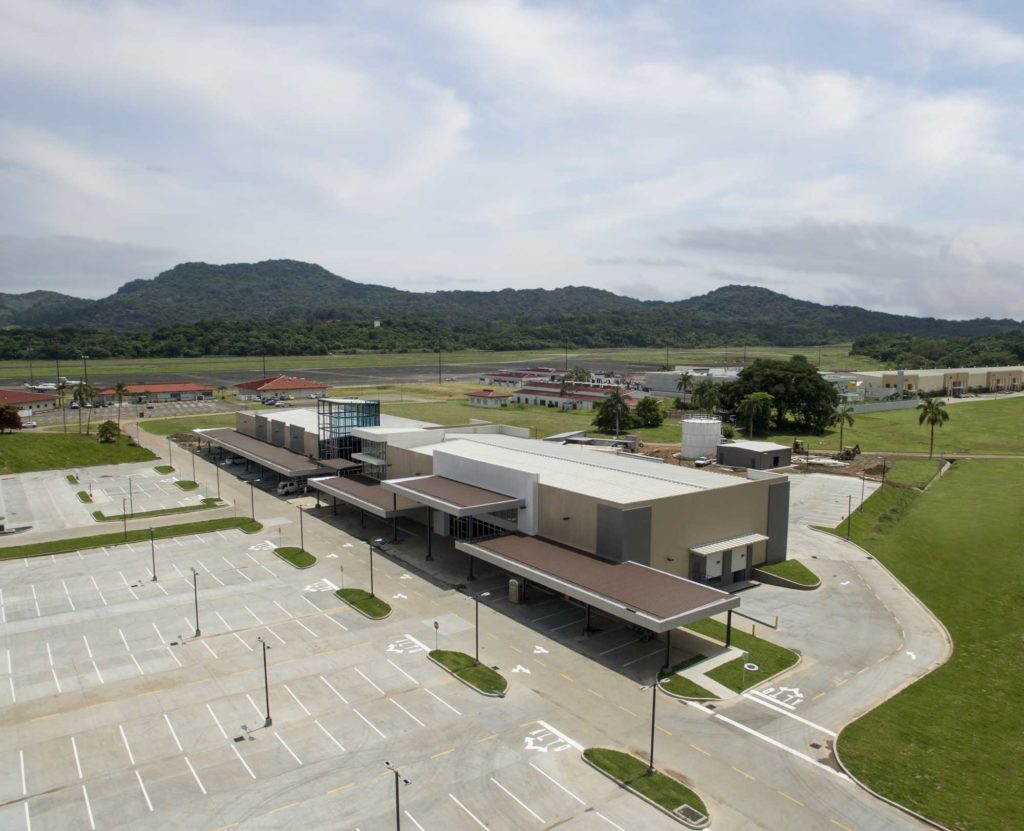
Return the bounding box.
[595,504,652,566]
[765,479,790,564]
[717,444,792,470]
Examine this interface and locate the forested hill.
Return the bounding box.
[1,260,1020,358]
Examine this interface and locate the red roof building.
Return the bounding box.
[95,382,216,402]
[234,375,331,399]
[466,389,512,408]
[0,389,59,410]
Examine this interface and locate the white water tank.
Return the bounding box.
[681,417,721,460]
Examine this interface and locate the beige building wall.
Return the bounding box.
[535,484,600,551]
[388,446,435,480]
[236,412,256,437]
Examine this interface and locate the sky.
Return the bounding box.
[1,0,1022,320]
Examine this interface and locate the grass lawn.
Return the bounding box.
[883,458,943,489]
[273,546,316,568]
[0,343,874,380]
[835,460,1023,831]
[77,490,93,503]
[140,413,240,437]
[154,465,175,474]
[335,588,391,619]
[685,618,799,692]
[0,518,262,560]
[764,396,1024,455]
[175,480,200,491]
[0,433,155,474]
[755,559,820,586]
[659,655,718,700]
[382,399,684,442]
[583,748,708,817]
[430,649,508,695]
[91,498,222,522]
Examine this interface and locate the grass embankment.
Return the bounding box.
[154,465,175,474]
[756,559,819,586]
[335,588,391,619]
[0,434,155,474]
[77,491,93,503]
[766,396,1024,455]
[882,458,943,489]
[835,460,1023,831]
[0,344,875,379]
[685,619,799,691]
[430,650,508,695]
[0,518,263,560]
[659,655,718,700]
[140,413,239,437]
[175,480,199,491]
[92,498,223,522]
[584,748,707,818]
[273,546,316,568]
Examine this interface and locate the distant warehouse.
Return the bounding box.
[234,375,331,400]
[95,382,215,404]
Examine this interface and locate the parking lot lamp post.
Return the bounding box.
[167,438,172,467]
[122,498,128,541]
[257,636,272,727]
[474,591,491,665]
[640,679,658,774]
[191,568,201,637]
[215,463,220,498]
[299,506,304,552]
[383,761,410,830]
[369,538,383,597]
[250,482,255,521]
[191,449,196,483]
[128,477,134,517]
[149,527,156,581]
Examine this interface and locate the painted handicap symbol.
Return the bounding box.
[524,727,570,753]
[303,578,339,593]
[386,637,426,655]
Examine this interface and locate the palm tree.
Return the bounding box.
[593,388,632,436]
[917,398,950,459]
[691,379,719,413]
[675,371,694,398]
[73,383,97,434]
[56,380,68,434]
[737,392,774,437]
[830,404,856,451]
[114,381,128,432]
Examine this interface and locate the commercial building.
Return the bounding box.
[0,389,59,413]
[716,440,792,471]
[851,366,1024,399]
[310,426,790,589]
[644,365,744,398]
[512,382,641,411]
[465,389,512,408]
[95,382,215,404]
[234,375,331,400]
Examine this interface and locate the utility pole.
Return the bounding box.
[257,636,272,727]
[149,527,156,581]
[191,568,201,637]
[437,348,442,385]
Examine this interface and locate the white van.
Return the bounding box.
[276,480,300,496]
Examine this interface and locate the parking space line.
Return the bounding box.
[291,617,319,638]
[50,668,62,693]
[622,647,664,667]
[743,693,838,736]
[205,703,229,740]
[353,708,386,738]
[732,765,755,780]
[164,714,184,751]
[244,606,264,625]
[490,776,545,823]
[320,614,348,631]
[422,687,461,715]
[201,640,219,659]
[185,755,209,792]
[119,628,131,652]
[166,646,183,667]
[45,642,54,667]
[71,736,84,778]
[320,675,349,704]
[315,719,346,752]
[301,596,322,613]
[233,632,254,652]
[714,714,847,778]
[550,617,586,632]
[153,622,168,644]
[403,810,427,831]
[275,733,303,765]
[284,684,311,716]
[265,626,286,645]
[82,635,93,659]
[119,572,139,599]
[387,658,418,685]
[530,762,586,805]
[432,747,454,759]
[131,654,145,675]
[23,802,30,831]
[215,611,232,631]
[599,636,644,656]
[596,812,626,830]
[90,577,107,606]
[355,667,385,696]
[20,748,27,794]
[81,785,96,829]
[135,770,154,812]
[119,725,136,764]
[231,745,256,777]
[618,705,637,717]
[390,699,425,727]
[155,582,168,595]
[449,794,488,829]
[61,580,75,611]
[30,584,40,617]
[244,552,260,564]
[91,661,104,684]
[224,557,252,582]
[246,693,265,721]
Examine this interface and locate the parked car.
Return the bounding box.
[276,480,300,496]
[21,421,38,428]
[694,456,714,467]
[69,401,79,409]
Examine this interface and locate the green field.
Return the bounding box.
[0,433,155,474]
[0,343,879,380]
[755,559,819,586]
[685,618,800,692]
[140,413,240,436]
[883,458,943,489]
[836,460,1023,831]
[767,396,1024,455]
[336,588,391,619]
[430,649,508,695]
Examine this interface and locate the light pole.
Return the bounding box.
[368,538,383,597]
[122,498,128,541]
[191,568,201,637]
[191,449,196,483]
[384,760,410,830]
[250,481,255,521]
[149,527,156,581]
[473,590,491,665]
[215,463,220,499]
[641,678,659,774]
[257,636,272,727]
[298,505,304,552]
[128,477,134,517]
[167,437,172,467]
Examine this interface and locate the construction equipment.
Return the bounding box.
[835,444,861,461]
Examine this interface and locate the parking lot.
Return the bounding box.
[0,527,674,830]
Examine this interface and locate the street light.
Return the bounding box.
[473,590,491,665]
[256,636,272,727]
[250,481,255,520]
[383,760,410,830]
[191,567,201,637]
[128,477,134,518]
[368,537,383,597]
[640,677,659,774]
[298,505,304,552]
[149,527,156,581]
[121,498,128,541]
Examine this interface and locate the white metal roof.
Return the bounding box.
[691,532,769,556]
[409,433,748,503]
[722,440,791,453]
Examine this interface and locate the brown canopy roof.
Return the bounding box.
[196,428,327,478]
[309,475,422,518]
[382,475,524,516]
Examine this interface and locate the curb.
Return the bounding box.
[752,567,820,591]
[272,548,317,570]
[427,653,506,698]
[334,591,392,621]
[581,753,710,829]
